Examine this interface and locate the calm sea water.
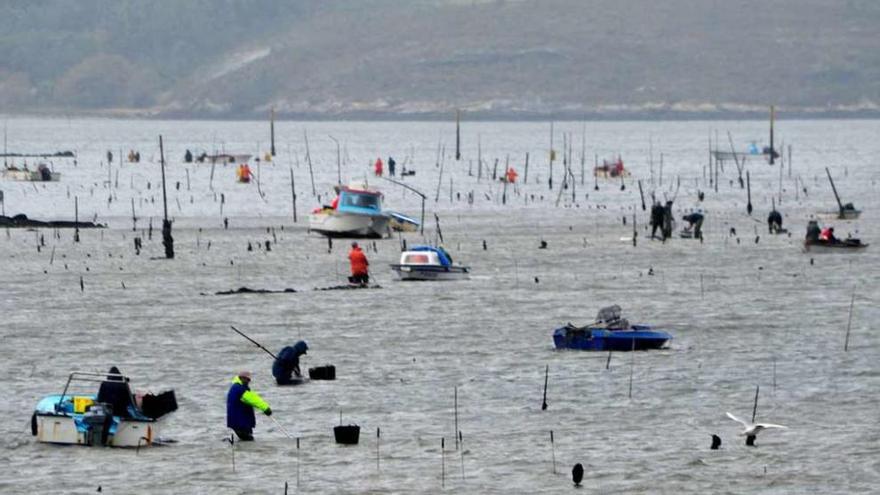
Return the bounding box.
[0,117,878,494]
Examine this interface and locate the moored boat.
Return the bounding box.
[32,371,177,448]
[803,238,868,253]
[553,305,672,351]
[2,164,60,182]
[390,246,470,281]
[309,183,391,238]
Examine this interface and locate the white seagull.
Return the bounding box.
[726,412,788,437]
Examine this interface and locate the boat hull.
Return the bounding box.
[803,240,868,253]
[34,414,160,447]
[390,264,470,281]
[2,170,60,181]
[309,210,390,238]
[553,325,671,351]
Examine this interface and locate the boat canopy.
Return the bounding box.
[596,305,629,329]
[410,245,451,266]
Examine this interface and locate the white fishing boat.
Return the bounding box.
[31,371,177,448]
[309,183,391,238]
[390,246,470,281]
[2,164,60,182]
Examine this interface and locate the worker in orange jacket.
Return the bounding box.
[348,242,369,285]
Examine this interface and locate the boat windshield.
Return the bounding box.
[341,192,381,210]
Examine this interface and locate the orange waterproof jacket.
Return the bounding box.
[348,247,369,275]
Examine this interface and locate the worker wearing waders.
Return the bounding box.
[348,242,369,285]
[226,371,272,441]
[768,209,783,233]
[272,341,309,385]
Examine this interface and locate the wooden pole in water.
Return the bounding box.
[751,385,760,423]
[74,196,79,242]
[638,180,646,210]
[459,431,465,480]
[455,109,461,161]
[441,437,446,488]
[746,171,753,215]
[628,335,635,398]
[160,135,174,259]
[296,437,300,488]
[454,386,459,450]
[549,430,556,474]
[523,152,529,184]
[376,427,381,471]
[289,168,297,223]
[541,364,549,410]
[769,106,775,165]
[304,130,315,196]
[548,122,554,190]
[844,289,856,351]
[270,108,276,157]
[329,135,341,184]
[477,135,482,182]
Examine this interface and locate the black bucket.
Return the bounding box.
[308,365,336,380]
[333,424,360,445]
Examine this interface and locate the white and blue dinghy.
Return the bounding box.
[32,370,177,448]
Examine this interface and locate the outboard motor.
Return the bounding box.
[82,403,113,446]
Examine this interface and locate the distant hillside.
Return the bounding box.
[1,0,879,118]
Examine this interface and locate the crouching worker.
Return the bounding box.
[226,371,272,441]
[272,341,309,385]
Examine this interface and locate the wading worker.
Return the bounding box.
[348,241,370,285]
[272,341,309,385]
[226,371,272,441]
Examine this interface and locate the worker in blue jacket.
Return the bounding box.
[272,341,309,385]
[226,371,272,441]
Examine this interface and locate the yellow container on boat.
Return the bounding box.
[73,396,94,413]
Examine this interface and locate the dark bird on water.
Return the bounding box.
[572,463,584,487]
[710,434,721,450]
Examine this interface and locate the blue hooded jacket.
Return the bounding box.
[272,341,308,383]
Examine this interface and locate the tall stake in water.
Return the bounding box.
[304,130,315,196]
[548,122,554,190]
[455,109,461,161]
[844,289,856,351]
[289,168,297,223]
[769,106,776,165]
[746,171,753,215]
[159,135,174,259]
[454,386,459,450]
[270,108,276,157]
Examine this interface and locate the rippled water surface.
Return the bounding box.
[0,118,878,494]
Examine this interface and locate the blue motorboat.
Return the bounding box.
[552,305,672,351]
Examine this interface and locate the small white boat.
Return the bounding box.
[309,183,391,238]
[32,371,176,448]
[2,164,60,182]
[390,246,470,281]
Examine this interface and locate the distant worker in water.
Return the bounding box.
[682,209,704,240]
[661,201,674,241]
[226,371,271,441]
[374,157,384,176]
[348,241,370,285]
[805,220,821,242]
[768,209,783,234]
[650,202,664,240]
[272,341,309,385]
[388,156,396,176]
